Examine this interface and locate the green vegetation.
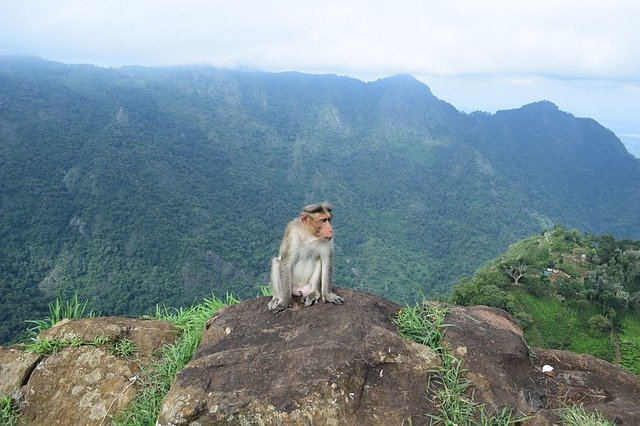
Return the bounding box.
[114,293,239,425]
[450,225,640,372]
[112,338,137,357]
[2,56,640,345]
[0,394,20,426]
[620,315,640,374]
[26,335,109,356]
[559,404,614,426]
[394,303,530,425]
[25,293,95,337]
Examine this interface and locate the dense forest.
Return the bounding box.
[451,225,640,374]
[1,56,639,344]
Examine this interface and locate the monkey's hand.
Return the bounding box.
[268,298,287,313]
[324,293,344,305]
[302,291,320,307]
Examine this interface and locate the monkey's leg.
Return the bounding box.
[302,260,322,307]
[320,260,344,305]
[268,257,289,312]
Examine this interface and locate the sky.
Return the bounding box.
[1,0,639,157]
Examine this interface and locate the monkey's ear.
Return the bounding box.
[300,212,310,222]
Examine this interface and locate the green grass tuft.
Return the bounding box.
[394,302,448,349]
[559,403,614,425]
[25,334,113,356]
[0,394,20,426]
[26,293,95,337]
[112,338,137,357]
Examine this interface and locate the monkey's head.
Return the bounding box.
[301,203,333,241]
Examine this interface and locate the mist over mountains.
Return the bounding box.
[1,56,639,343]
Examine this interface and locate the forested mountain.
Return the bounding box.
[1,56,639,343]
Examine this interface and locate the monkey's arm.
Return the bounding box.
[320,251,343,305]
[268,257,289,312]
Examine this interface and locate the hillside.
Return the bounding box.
[1,56,640,344]
[451,225,640,374]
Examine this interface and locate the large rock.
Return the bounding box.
[158,289,440,425]
[158,292,640,425]
[15,317,178,425]
[20,345,141,425]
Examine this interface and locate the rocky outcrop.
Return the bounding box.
[1,317,178,425]
[157,289,440,425]
[2,290,639,425]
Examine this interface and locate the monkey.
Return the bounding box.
[268,202,344,313]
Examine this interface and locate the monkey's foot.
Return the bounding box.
[324,293,344,305]
[268,298,287,313]
[302,292,320,307]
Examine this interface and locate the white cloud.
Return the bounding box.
[1,0,639,79]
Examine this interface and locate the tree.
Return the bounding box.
[504,263,528,285]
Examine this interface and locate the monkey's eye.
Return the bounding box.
[321,218,331,223]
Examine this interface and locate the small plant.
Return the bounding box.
[393,302,448,349]
[0,394,20,426]
[26,337,85,355]
[93,334,111,346]
[559,403,614,426]
[112,338,137,357]
[260,285,272,297]
[26,334,112,356]
[479,406,531,425]
[427,353,475,425]
[26,293,95,336]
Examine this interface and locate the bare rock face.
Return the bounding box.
[157,289,440,425]
[20,345,141,424]
[0,347,41,395]
[442,305,539,414]
[12,317,178,425]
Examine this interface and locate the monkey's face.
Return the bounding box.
[305,212,333,240]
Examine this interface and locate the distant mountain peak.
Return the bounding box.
[372,73,434,96]
[496,100,559,115]
[521,100,559,111]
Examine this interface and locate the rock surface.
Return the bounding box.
[20,345,141,424]
[0,347,41,395]
[157,290,640,425]
[2,317,177,425]
[158,288,440,425]
[442,305,539,414]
